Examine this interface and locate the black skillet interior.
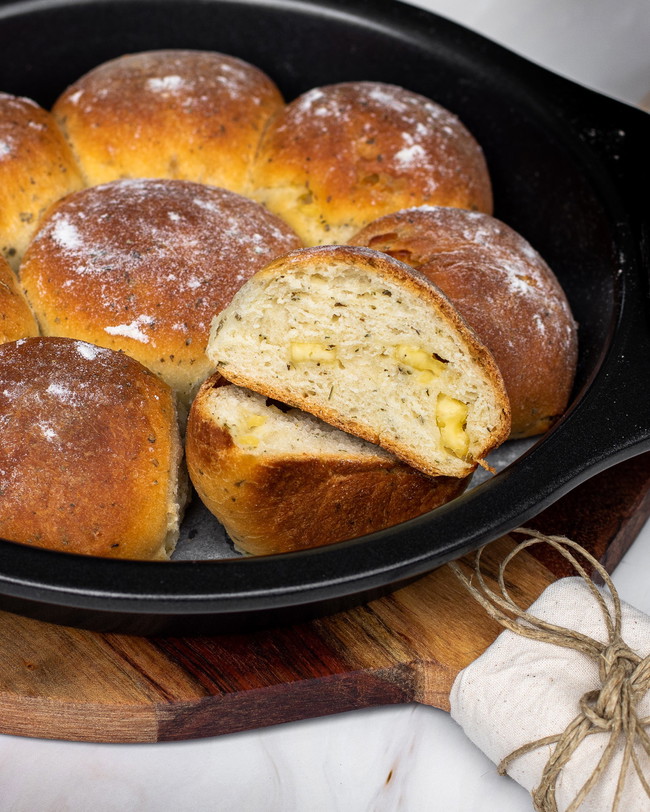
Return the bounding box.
[0,0,649,635]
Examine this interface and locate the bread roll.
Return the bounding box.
[0,93,84,270]
[0,255,39,344]
[0,337,185,560]
[19,178,302,407]
[349,207,578,437]
[186,376,470,555]
[52,49,284,192]
[207,245,510,478]
[250,81,492,245]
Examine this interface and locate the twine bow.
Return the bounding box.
[448,527,650,812]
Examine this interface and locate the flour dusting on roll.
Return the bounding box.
[53,49,284,192]
[0,337,185,560]
[208,245,510,478]
[349,206,578,438]
[250,81,492,245]
[19,178,302,407]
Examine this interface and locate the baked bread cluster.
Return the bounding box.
[0,48,578,559]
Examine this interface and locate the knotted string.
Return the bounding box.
[448,527,650,811]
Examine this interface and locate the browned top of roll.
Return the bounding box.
[0,337,181,559]
[53,49,284,192]
[349,206,578,437]
[0,93,84,269]
[19,178,302,402]
[0,254,39,344]
[250,81,493,245]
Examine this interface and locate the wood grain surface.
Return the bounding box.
[0,452,648,744]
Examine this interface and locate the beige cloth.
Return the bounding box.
[450,577,650,810]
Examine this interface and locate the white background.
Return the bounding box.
[1,1,649,809]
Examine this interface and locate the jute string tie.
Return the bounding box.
[448,527,650,812]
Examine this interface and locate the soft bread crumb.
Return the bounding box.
[207,245,510,477]
[206,383,395,459]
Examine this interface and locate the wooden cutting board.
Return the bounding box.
[0,452,649,744]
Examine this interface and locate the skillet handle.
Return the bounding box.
[482,293,650,540]
[558,95,650,477]
[544,287,650,489]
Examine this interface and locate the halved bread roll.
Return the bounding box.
[349,207,578,437]
[0,255,39,344]
[186,376,470,555]
[0,336,186,560]
[207,245,511,478]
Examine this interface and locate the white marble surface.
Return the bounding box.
[1,1,649,810]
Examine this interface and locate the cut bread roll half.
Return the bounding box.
[186,376,470,555]
[207,245,511,478]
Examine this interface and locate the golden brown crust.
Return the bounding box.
[349,207,578,437]
[0,93,84,270]
[0,255,39,344]
[0,337,182,560]
[250,81,492,245]
[53,49,284,192]
[19,178,302,404]
[209,245,512,476]
[186,376,469,555]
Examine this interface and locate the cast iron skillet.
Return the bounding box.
[0,0,649,635]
